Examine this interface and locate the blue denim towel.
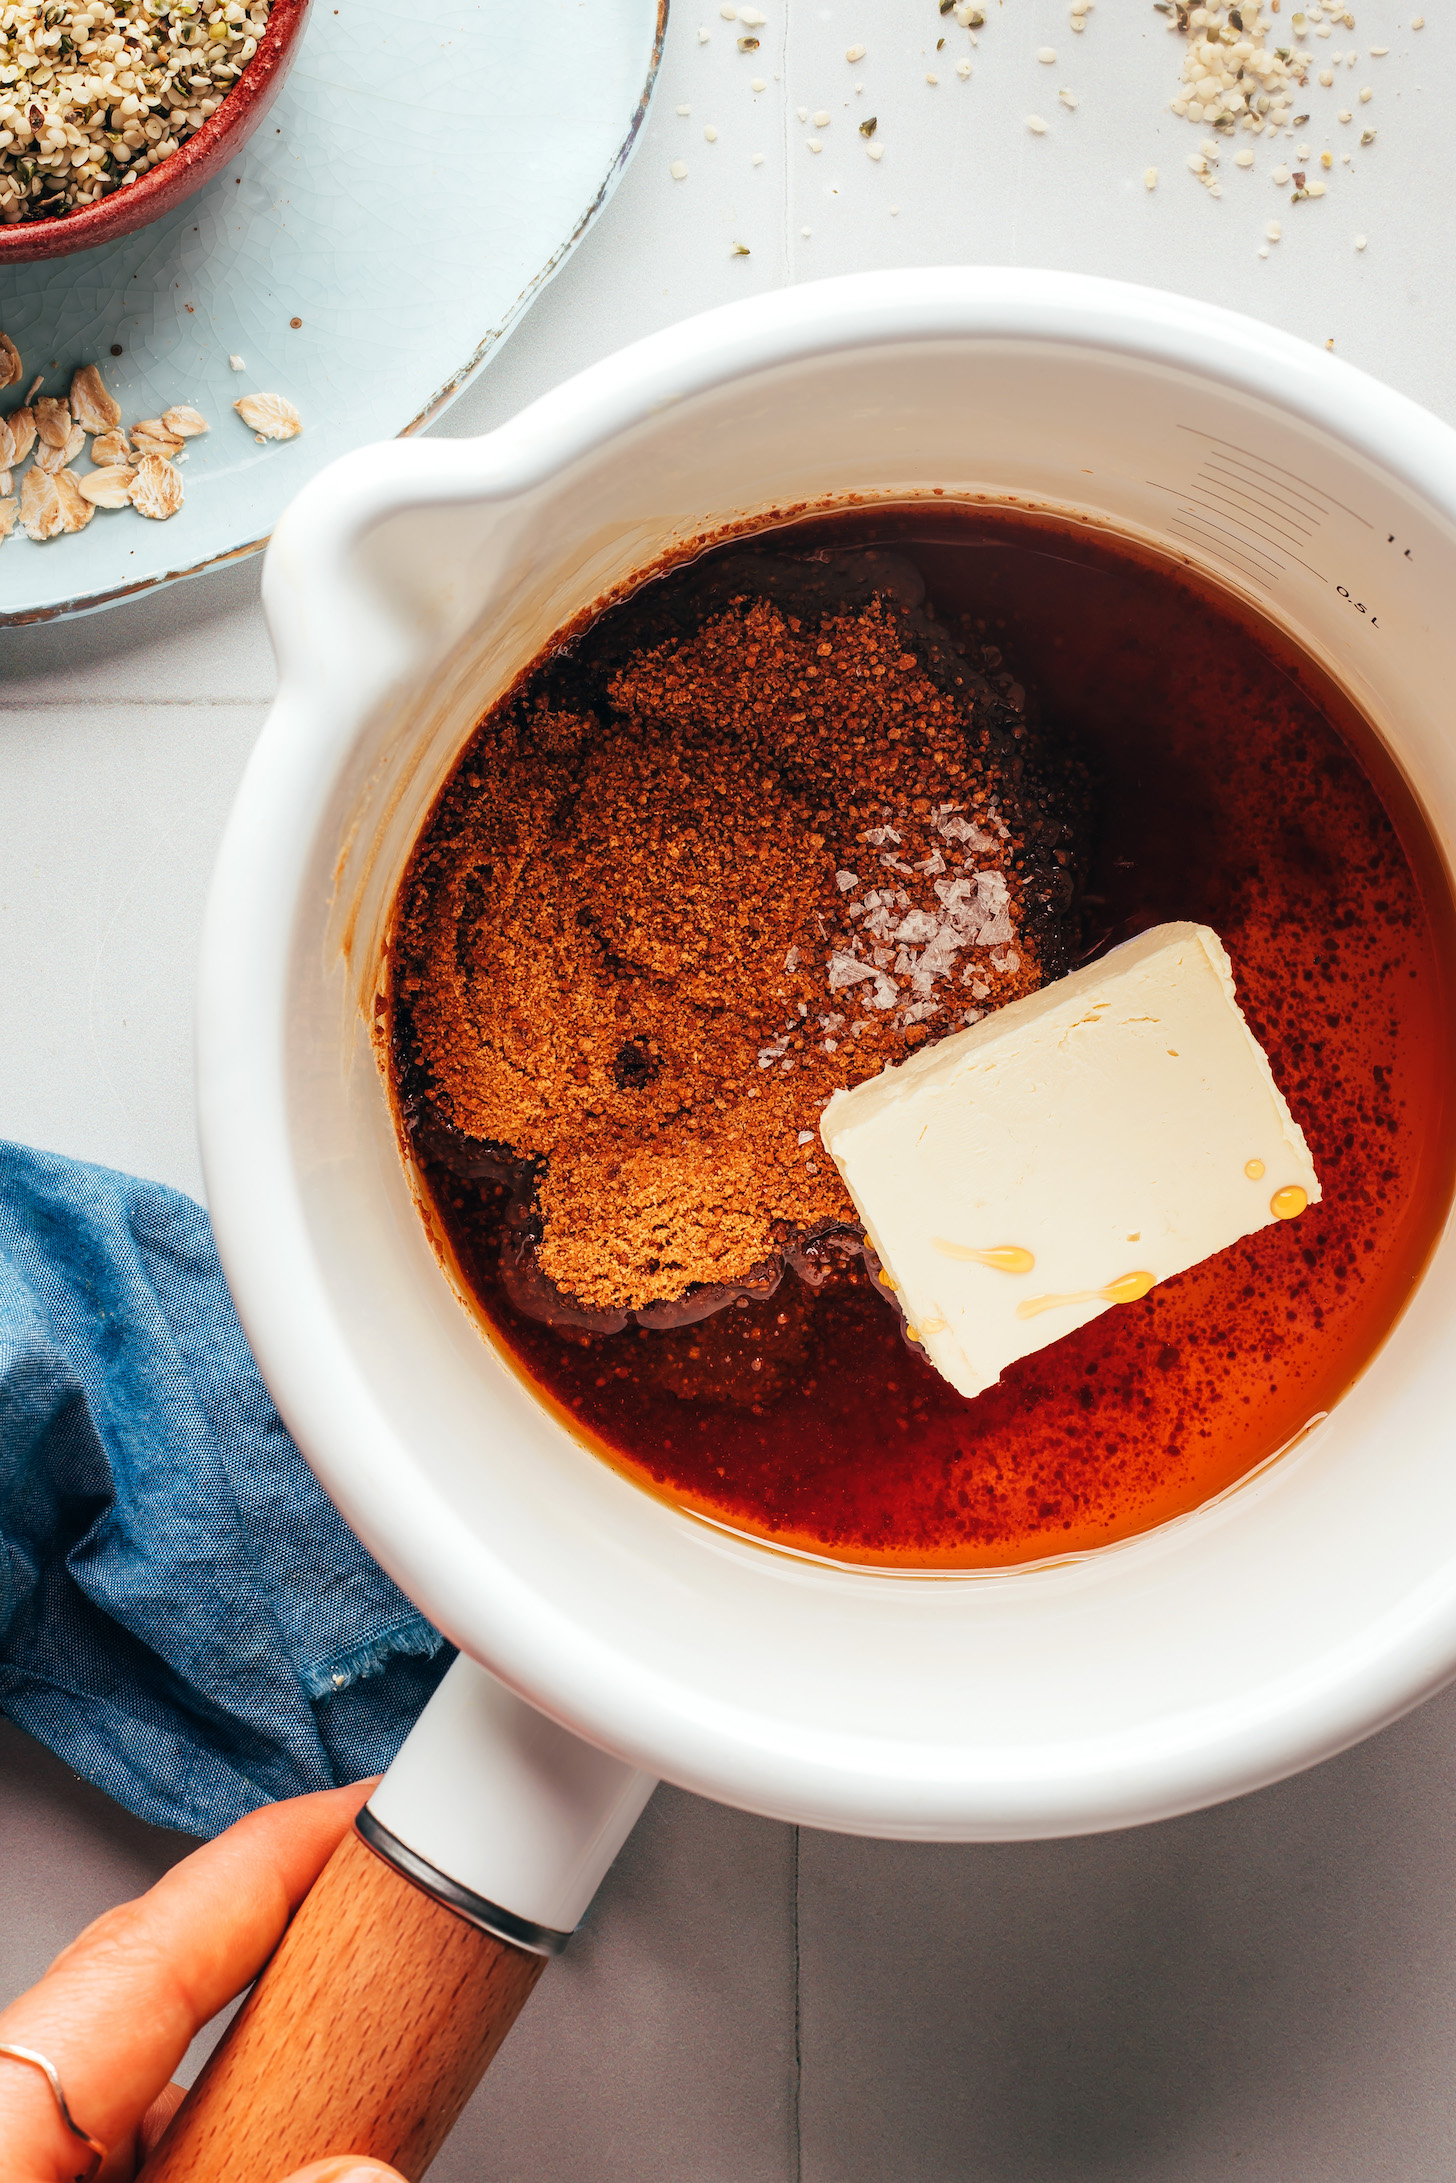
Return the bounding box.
[0,1140,450,1838]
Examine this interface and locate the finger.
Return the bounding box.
[0,1779,375,2172]
[137,2082,187,2156]
[282,2164,409,2183]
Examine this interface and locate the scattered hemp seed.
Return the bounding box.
[1326,336,1335,348]
[738,35,760,49]
[956,57,971,76]
[866,141,883,158]
[676,102,691,115]
[1037,45,1058,61]
[719,2,736,15]
[731,241,751,255]
[1058,86,1078,106]
[1411,13,1424,26]
[698,26,710,42]
[705,124,719,140]
[751,150,765,164]
[739,4,766,21]
[1358,83,1372,98]
[229,355,246,372]
[1320,147,1332,164]
[1360,126,1376,142]
[1338,106,1352,120]
[1236,145,1255,163]
[751,75,766,88]
[846,41,866,59]
[813,109,831,124]
[1145,164,1159,186]
[1354,231,1367,247]
[1369,42,1388,53]
[1027,113,1049,132]
[1258,243,1270,256]
[926,71,939,83]
[1305,175,1326,192]
[1166,1,1301,142]
[1272,162,1290,181]
[807,137,822,152]
[796,104,809,121]
[670,159,688,179]
[1266,216,1282,237]
[859,114,878,135]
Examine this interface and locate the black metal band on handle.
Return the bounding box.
[354,1805,574,1958]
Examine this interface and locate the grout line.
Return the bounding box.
[791,1822,802,2183]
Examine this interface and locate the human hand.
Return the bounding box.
[0,1778,404,2183]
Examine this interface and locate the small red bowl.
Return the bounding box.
[0,0,309,264]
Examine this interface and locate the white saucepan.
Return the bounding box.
[146,271,1456,2179]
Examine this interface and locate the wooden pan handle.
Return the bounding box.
[140,1826,546,2182]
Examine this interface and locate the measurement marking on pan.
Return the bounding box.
[1146,426,1376,594]
[1179,426,1374,531]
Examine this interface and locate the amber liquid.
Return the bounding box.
[413,506,1456,1570]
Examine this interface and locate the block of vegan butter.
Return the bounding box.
[819,922,1320,1400]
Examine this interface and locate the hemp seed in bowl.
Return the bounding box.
[0,0,273,225]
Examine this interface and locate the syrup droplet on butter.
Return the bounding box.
[1270,1185,1308,1220]
[933,1240,1036,1273]
[1245,1157,1266,1180]
[1016,1269,1157,1321]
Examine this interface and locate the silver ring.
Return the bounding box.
[0,2043,108,2181]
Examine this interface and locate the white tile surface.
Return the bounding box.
[798,1686,1456,2182]
[4,0,1456,2176]
[439,1787,797,2183]
[0,689,265,1197]
[3,561,275,704]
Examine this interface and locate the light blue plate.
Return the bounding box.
[0,0,665,624]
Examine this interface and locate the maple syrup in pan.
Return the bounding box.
[410,505,1456,1571]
